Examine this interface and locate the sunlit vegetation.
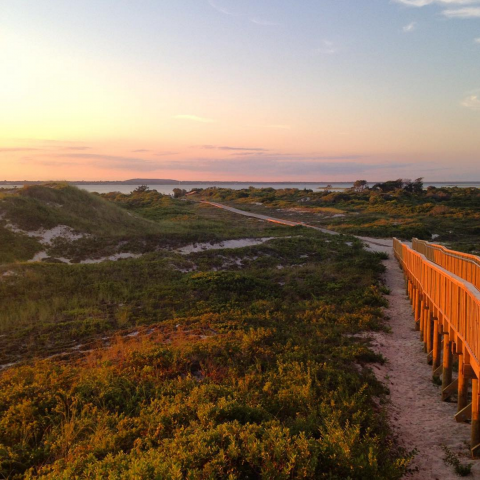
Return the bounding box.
[0,184,416,478]
[193,181,480,251]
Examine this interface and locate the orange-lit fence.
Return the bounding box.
[412,238,480,292]
[394,238,480,456]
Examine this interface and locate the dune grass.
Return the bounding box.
[0,184,161,236]
[0,185,295,264]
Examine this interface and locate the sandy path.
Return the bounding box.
[201,201,338,235]
[203,201,480,478]
[368,242,480,479]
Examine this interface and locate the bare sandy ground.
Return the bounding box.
[177,237,276,254]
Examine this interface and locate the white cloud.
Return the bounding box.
[403,21,418,32]
[442,6,480,16]
[461,93,480,110]
[395,0,480,6]
[250,17,280,26]
[174,115,215,123]
[394,1,480,21]
[314,40,339,55]
[208,1,278,26]
[475,37,480,42]
[208,0,239,16]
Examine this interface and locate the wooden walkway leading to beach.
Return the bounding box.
[412,238,480,291]
[394,238,480,458]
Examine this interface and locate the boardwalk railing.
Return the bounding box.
[412,238,480,291]
[394,238,480,457]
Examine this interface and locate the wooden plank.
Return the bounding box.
[442,378,458,401]
[472,379,480,458]
[464,364,476,380]
[455,403,472,423]
[458,354,469,412]
[442,336,453,396]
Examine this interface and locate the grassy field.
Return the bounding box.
[0,185,414,478]
[192,183,480,252]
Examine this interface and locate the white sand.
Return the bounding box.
[177,237,275,254]
[5,223,87,245]
[27,251,141,264]
[80,253,142,264]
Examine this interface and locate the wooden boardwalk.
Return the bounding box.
[394,238,480,458]
[413,238,480,291]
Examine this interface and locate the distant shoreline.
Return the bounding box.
[1,180,479,186]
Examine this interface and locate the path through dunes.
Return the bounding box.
[370,242,480,479]
[202,201,480,478]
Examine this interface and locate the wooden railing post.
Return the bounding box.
[442,334,453,397]
[432,317,442,375]
[414,289,421,331]
[425,307,432,355]
[419,297,425,341]
[458,353,469,412]
[471,377,480,457]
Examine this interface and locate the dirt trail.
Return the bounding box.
[203,202,480,478]
[366,241,480,479]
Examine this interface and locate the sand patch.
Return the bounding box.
[4,223,87,245]
[27,251,141,264]
[177,237,275,254]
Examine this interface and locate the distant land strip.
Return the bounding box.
[1,179,479,186]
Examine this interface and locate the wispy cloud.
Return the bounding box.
[132,149,150,153]
[208,1,279,26]
[442,7,480,17]
[61,146,91,151]
[155,151,179,156]
[45,153,162,172]
[0,148,41,153]
[475,37,480,43]
[394,0,480,18]
[403,21,417,32]
[395,0,480,6]
[195,145,269,152]
[208,0,240,16]
[174,114,215,123]
[156,156,409,176]
[314,40,339,55]
[461,92,480,110]
[250,17,280,26]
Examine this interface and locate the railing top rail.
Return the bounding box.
[403,247,480,301]
[413,238,480,266]
[394,238,480,374]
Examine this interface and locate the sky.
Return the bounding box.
[1,0,479,182]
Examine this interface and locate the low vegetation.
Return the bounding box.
[441,445,473,477]
[0,185,291,264]
[192,180,480,252]
[0,184,415,478]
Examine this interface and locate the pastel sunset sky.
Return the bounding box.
[1,0,479,181]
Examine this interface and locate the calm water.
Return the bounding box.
[2,182,480,195]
